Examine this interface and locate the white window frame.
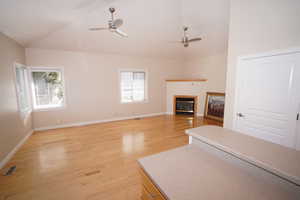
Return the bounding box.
[119,69,148,104]
[13,63,32,119]
[29,67,66,112]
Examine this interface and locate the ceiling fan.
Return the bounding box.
[174,26,202,47]
[89,7,128,38]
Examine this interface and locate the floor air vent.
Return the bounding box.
[4,166,16,176]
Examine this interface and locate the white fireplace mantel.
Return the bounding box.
[166,81,207,116]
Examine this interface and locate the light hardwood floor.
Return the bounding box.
[0,115,221,200]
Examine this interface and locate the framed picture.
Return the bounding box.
[204,92,225,122]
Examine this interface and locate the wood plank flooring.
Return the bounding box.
[0,115,221,200]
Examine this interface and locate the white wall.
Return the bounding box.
[224,0,300,129]
[183,53,227,115]
[0,33,32,166]
[26,48,184,129]
[26,47,228,130]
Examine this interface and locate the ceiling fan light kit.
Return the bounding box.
[181,26,202,48]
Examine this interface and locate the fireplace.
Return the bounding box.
[174,96,197,115]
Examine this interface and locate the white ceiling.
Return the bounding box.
[0,0,229,59]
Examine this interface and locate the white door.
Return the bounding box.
[234,50,300,149]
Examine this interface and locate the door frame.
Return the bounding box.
[233,47,300,132]
[297,99,300,151]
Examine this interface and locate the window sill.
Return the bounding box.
[121,100,149,104]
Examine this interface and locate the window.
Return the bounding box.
[120,70,147,103]
[30,68,65,110]
[14,63,31,117]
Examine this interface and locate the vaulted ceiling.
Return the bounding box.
[0,0,229,59]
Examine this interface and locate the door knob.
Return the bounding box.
[237,113,245,117]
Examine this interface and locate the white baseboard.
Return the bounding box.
[34,112,166,131]
[0,130,34,169]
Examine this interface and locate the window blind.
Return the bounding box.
[121,71,145,103]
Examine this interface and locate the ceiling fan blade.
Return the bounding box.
[89,27,108,31]
[114,29,128,37]
[113,19,123,28]
[188,37,202,42]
